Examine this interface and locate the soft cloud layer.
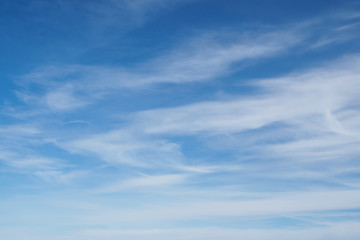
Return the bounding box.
[68,223,360,240]
[134,55,360,135]
[14,12,360,114]
[16,28,302,112]
[1,2,360,240]
[61,130,184,167]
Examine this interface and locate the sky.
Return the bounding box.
[1,0,360,239]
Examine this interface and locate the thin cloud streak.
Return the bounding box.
[14,13,360,114]
[2,222,360,240]
[95,174,188,193]
[1,5,360,238]
[72,190,360,224]
[61,130,184,167]
[134,54,360,135]
[15,28,302,112]
[127,55,360,167]
[74,222,360,240]
[48,54,360,186]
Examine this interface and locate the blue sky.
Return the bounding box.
[1,0,360,239]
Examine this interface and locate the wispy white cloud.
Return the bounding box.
[74,223,360,240]
[14,12,360,114]
[33,169,88,183]
[0,123,83,183]
[61,130,184,167]
[74,189,360,224]
[2,184,360,239]
[17,29,357,117]
[5,156,58,170]
[41,53,360,189]
[136,29,302,85]
[126,54,360,168]
[2,3,360,240]
[15,27,302,112]
[2,222,360,240]
[0,151,75,181]
[133,54,360,135]
[95,174,187,193]
[0,151,85,183]
[43,85,89,111]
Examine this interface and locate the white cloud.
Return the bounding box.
[2,222,360,240]
[6,156,57,169]
[95,174,187,193]
[2,6,360,240]
[69,189,360,225]
[0,123,81,183]
[136,29,302,85]
[33,169,88,183]
[71,222,360,240]
[0,125,40,136]
[16,28,302,112]
[124,54,360,167]
[61,130,184,167]
[133,54,360,135]
[44,86,88,111]
[45,54,360,182]
[17,12,360,113]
